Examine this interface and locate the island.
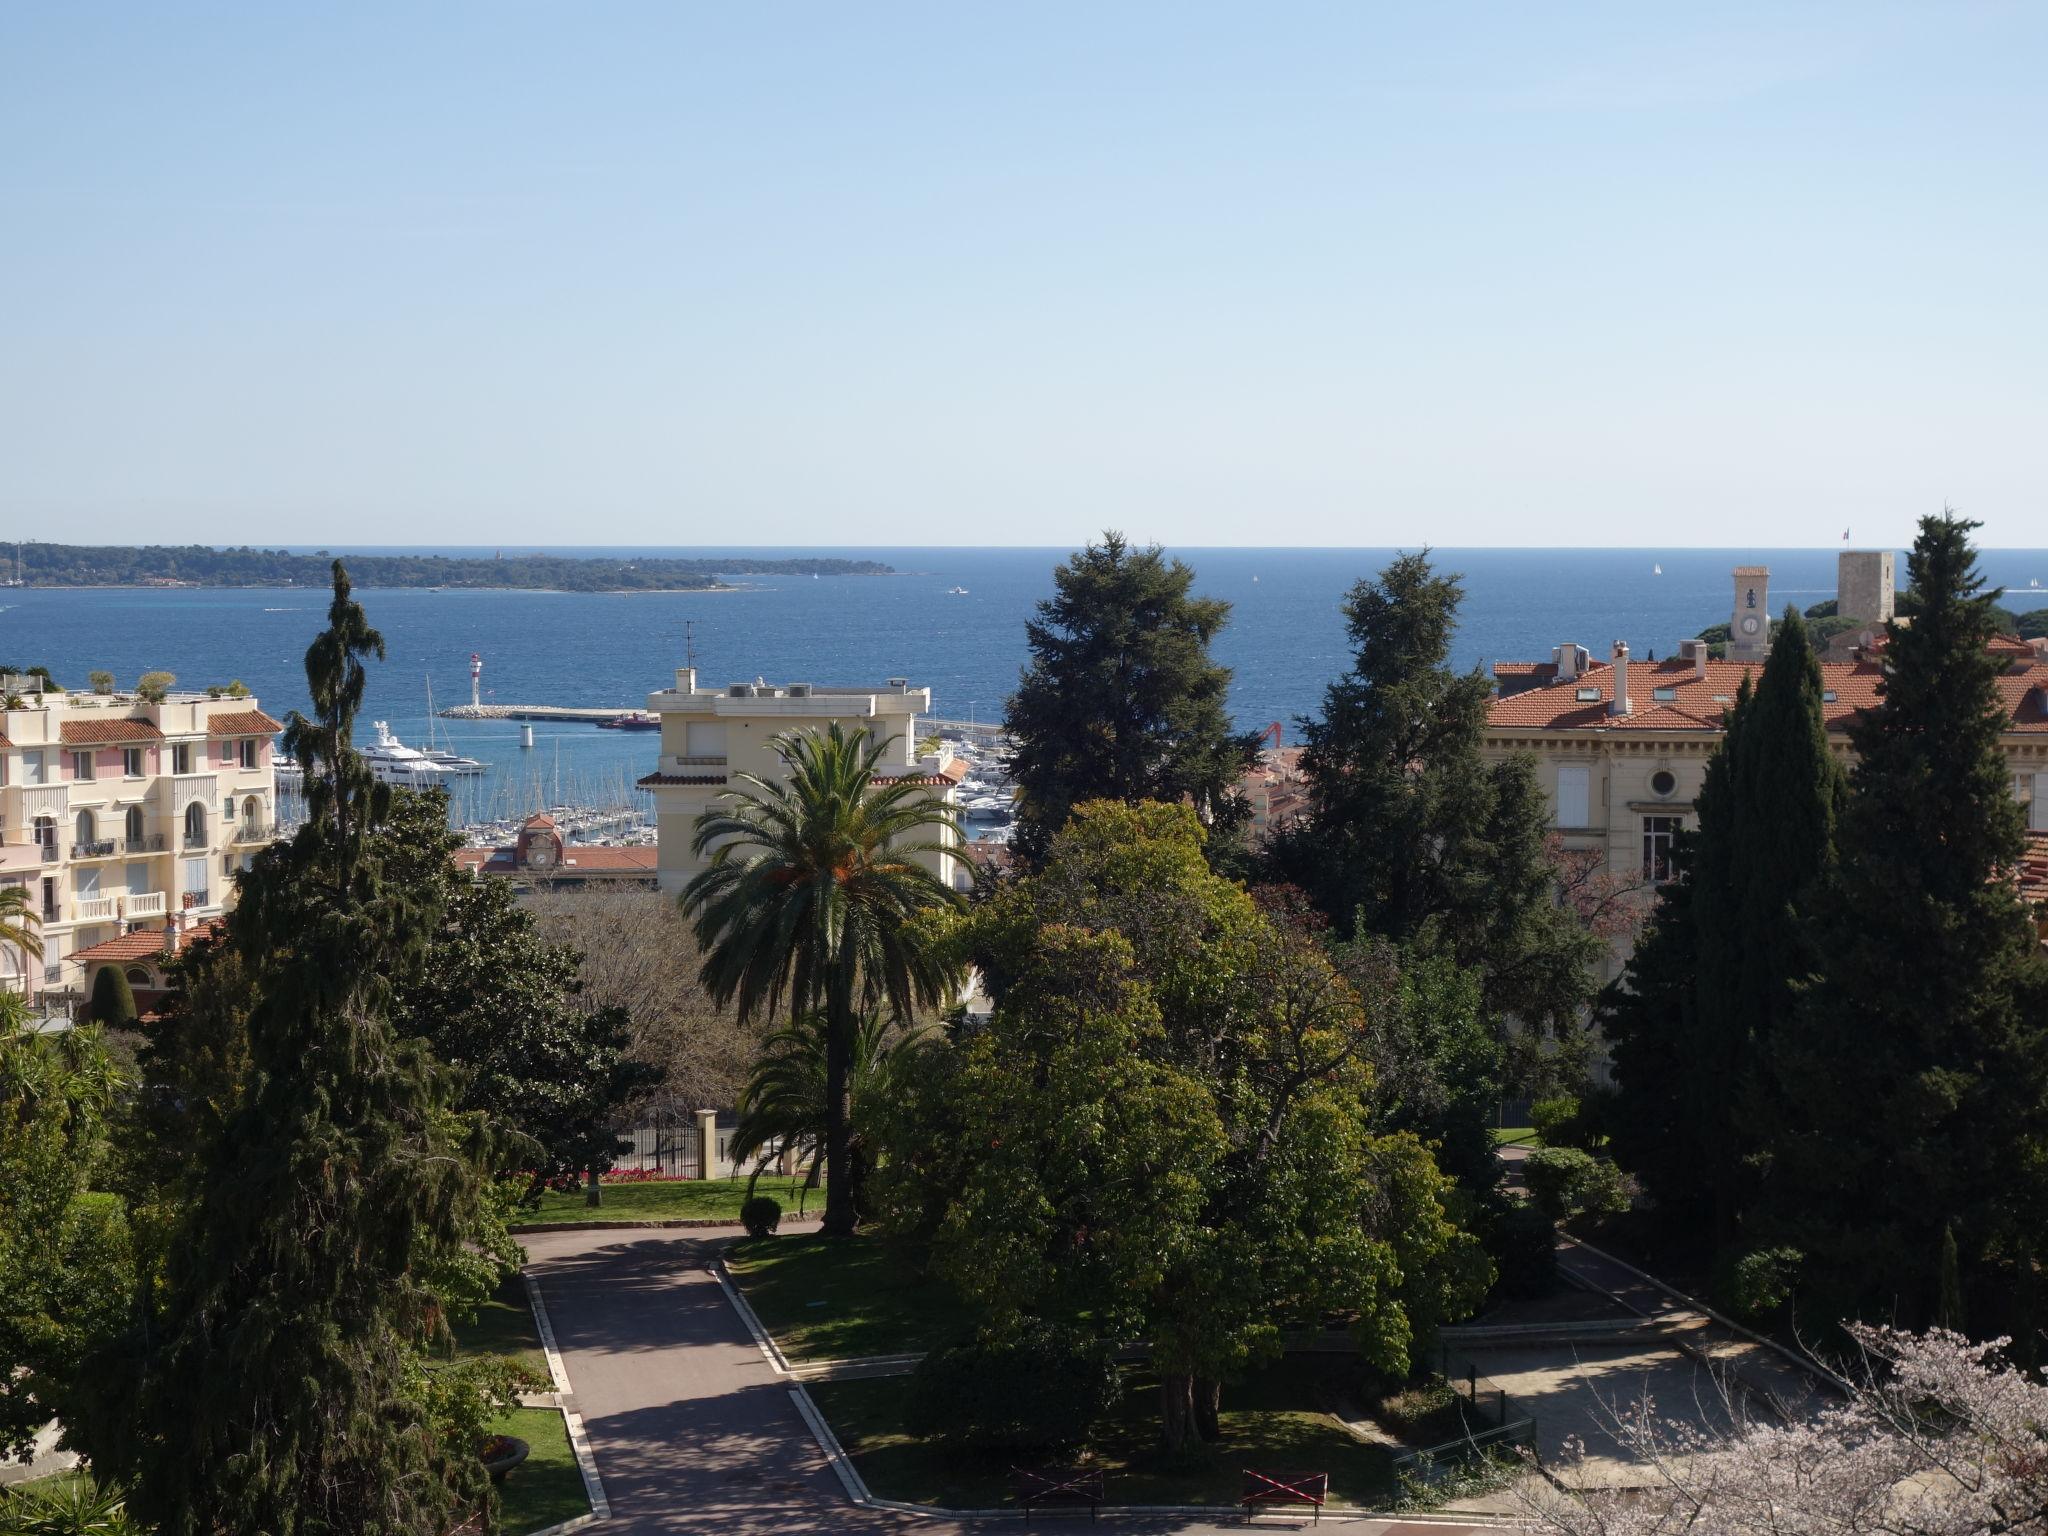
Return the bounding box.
[3,543,895,591]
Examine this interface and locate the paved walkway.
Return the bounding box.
[519,1225,1516,1535]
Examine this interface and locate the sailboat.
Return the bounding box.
[420,676,487,776]
[1652,563,1663,575]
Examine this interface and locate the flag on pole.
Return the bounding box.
[1842,527,1851,542]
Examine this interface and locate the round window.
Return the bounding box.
[1650,769,1677,797]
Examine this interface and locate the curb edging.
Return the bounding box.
[523,1270,612,1528]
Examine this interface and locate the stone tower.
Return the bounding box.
[1730,566,1771,661]
[1838,549,1895,625]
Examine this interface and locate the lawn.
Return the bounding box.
[518,1174,820,1225]
[491,1405,589,1536]
[1492,1125,1539,1147]
[724,1232,979,1361]
[447,1272,549,1380]
[808,1355,1397,1509]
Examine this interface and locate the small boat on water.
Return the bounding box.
[946,586,969,595]
[597,710,661,731]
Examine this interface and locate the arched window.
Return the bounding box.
[243,796,262,831]
[124,966,151,986]
[31,816,54,853]
[125,806,145,846]
[74,809,96,846]
[184,802,206,847]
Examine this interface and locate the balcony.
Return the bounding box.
[125,833,167,854]
[74,893,118,923]
[180,889,210,911]
[125,891,166,918]
[70,838,118,860]
[232,821,277,844]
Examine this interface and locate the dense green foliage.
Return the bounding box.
[9,542,891,590]
[1004,533,1259,865]
[728,1010,912,1209]
[1752,515,2048,1332]
[1275,552,1601,1034]
[85,966,138,1030]
[1521,1148,1632,1226]
[905,1321,1122,1451]
[71,564,517,1534]
[740,1196,782,1239]
[2018,608,2048,639]
[0,1018,133,1465]
[873,803,1491,1450]
[683,721,965,1237]
[1606,611,1844,1245]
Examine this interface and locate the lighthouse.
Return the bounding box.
[470,652,483,709]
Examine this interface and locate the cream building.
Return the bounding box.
[638,668,968,895]
[0,679,282,1001]
[1484,562,2048,983]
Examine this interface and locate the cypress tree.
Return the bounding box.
[85,964,138,1029]
[98,562,505,1534]
[1005,532,1258,865]
[1756,513,2048,1327]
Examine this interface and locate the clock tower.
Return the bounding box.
[1729,565,1771,661]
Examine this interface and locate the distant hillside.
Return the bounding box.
[6,544,894,591]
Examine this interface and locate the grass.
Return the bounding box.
[447,1272,550,1380]
[491,1405,588,1536]
[518,1174,820,1225]
[808,1356,1397,1509]
[724,1232,979,1361]
[1492,1125,1539,1147]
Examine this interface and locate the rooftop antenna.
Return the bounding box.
[683,619,697,670]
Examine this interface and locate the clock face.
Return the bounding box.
[527,845,554,866]
[1740,615,1761,635]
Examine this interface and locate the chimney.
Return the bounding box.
[161,913,182,955]
[674,666,697,694]
[1609,641,1633,717]
[1679,637,1709,679]
[1554,644,1584,682]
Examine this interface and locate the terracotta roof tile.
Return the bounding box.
[638,772,729,787]
[69,918,225,966]
[452,846,656,876]
[1491,651,2048,736]
[207,709,284,736]
[59,718,165,746]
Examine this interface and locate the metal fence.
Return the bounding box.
[1388,1346,1539,1483]
[615,1104,702,1177]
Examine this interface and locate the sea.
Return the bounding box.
[7,546,2045,824]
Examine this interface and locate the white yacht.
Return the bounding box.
[419,745,488,776]
[362,722,455,785]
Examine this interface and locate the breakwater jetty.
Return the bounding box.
[440,704,632,723]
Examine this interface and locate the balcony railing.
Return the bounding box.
[125,891,166,918]
[232,821,277,844]
[38,844,58,864]
[180,889,209,911]
[70,838,117,860]
[183,832,209,850]
[74,894,118,923]
[125,833,167,854]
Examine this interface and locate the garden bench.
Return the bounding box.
[1013,1465,1105,1521]
[1239,1468,1328,1524]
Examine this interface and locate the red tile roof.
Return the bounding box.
[59,718,165,746]
[207,709,284,736]
[2020,833,2048,912]
[1489,655,2048,735]
[638,772,729,787]
[453,846,658,877]
[523,812,558,830]
[70,918,225,966]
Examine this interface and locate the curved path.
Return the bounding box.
[520,1225,1512,1535]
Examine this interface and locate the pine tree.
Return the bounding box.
[90,563,506,1534]
[1277,551,1599,1028]
[1756,513,2048,1328]
[1005,533,1258,864]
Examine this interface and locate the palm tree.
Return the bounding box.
[682,723,964,1237]
[0,882,44,1000]
[729,1010,922,1214]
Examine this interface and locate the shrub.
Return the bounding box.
[1719,1245,1803,1323]
[135,671,175,704]
[1522,1147,1634,1225]
[739,1195,781,1239]
[1370,1375,1468,1443]
[86,966,139,1029]
[88,670,115,695]
[1529,1095,1580,1146]
[906,1321,1121,1452]
[1487,1200,1558,1298]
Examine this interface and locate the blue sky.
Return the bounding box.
[3,3,2043,548]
